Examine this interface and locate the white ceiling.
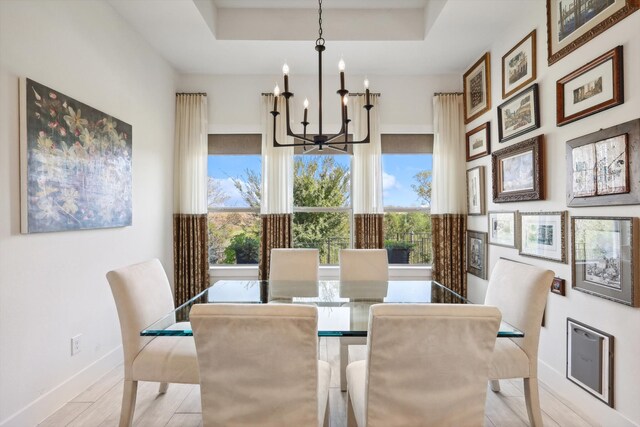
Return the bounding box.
[107,0,539,75]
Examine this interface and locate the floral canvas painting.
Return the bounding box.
[20,78,132,233]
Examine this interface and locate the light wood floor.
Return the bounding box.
[40,338,594,427]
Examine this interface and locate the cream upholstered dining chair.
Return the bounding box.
[485,259,554,427]
[106,259,199,427]
[338,249,388,391]
[269,248,319,281]
[339,249,389,282]
[190,303,331,427]
[346,304,502,427]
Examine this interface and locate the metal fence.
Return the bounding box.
[294,232,432,265]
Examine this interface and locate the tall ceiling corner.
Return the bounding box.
[193,0,218,40]
[423,0,448,40]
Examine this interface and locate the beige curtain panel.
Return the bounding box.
[259,214,293,280]
[173,93,209,305]
[430,94,466,297]
[354,214,384,249]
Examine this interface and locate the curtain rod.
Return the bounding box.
[260,92,381,96]
[433,92,462,95]
[176,92,207,96]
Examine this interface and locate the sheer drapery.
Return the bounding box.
[173,93,209,306]
[431,94,467,297]
[261,95,294,215]
[352,95,383,214]
[352,95,384,248]
[259,95,294,279]
[431,94,466,215]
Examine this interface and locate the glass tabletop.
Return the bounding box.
[141,280,523,338]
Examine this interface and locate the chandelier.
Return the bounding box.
[270,0,373,152]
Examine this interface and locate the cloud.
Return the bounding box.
[382,172,399,191]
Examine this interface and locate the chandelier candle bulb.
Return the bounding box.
[282,63,289,92]
[273,83,280,112]
[338,58,345,91]
[343,95,348,121]
[303,98,309,123]
[364,78,370,105]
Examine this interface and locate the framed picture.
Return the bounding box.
[566,318,614,407]
[502,30,537,99]
[497,83,540,142]
[556,46,624,126]
[567,119,640,207]
[464,53,491,124]
[19,78,132,233]
[571,216,639,307]
[547,0,638,65]
[519,211,567,263]
[492,136,544,203]
[488,211,518,248]
[551,277,566,295]
[466,122,491,161]
[466,166,485,216]
[467,230,488,279]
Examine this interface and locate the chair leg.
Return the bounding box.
[158,382,169,394]
[119,380,138,427]
[347,392,358,427]
[490,379,501,392]
[524,377,543,427]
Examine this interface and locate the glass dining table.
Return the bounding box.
[141,279,523,338]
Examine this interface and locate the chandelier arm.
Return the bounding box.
[324,105,372,145]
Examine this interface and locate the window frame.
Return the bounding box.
[293,152,354,264]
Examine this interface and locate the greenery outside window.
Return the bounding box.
[382,153,432,265]
[207,154,261,265]
[293,155,351,265]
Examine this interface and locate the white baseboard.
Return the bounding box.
[0,346,123,427]
[538,359,638,427]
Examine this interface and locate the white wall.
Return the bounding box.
[465,5,640,426]
[177,73,461,134]
[0,1,176,426]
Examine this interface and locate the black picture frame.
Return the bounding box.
[497,83,540,143]
[466,230,488,279]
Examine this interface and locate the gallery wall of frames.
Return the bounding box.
[462,1,640,425]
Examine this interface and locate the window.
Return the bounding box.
[293,154,351,265]
[382,152,432,265]
[207,135,262,265]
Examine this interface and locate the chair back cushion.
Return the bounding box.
[190,304,319,427]
[484,259,554,368]
[365,304,501,427]
[269,248,319,281]
[106,259,175,375]
[339,249,389,282]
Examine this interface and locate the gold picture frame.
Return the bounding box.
[464,53,491,124]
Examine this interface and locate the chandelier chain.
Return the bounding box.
[316,0,325,46]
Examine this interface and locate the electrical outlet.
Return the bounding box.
[71,334,82,356]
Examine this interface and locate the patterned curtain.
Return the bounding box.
[173,214,209,306]
[354,214,384,249]
[431,214,467,299]
[259,214,293,280]
[173,93,208,306]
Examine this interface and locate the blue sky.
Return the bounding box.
[208,154,432,208]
